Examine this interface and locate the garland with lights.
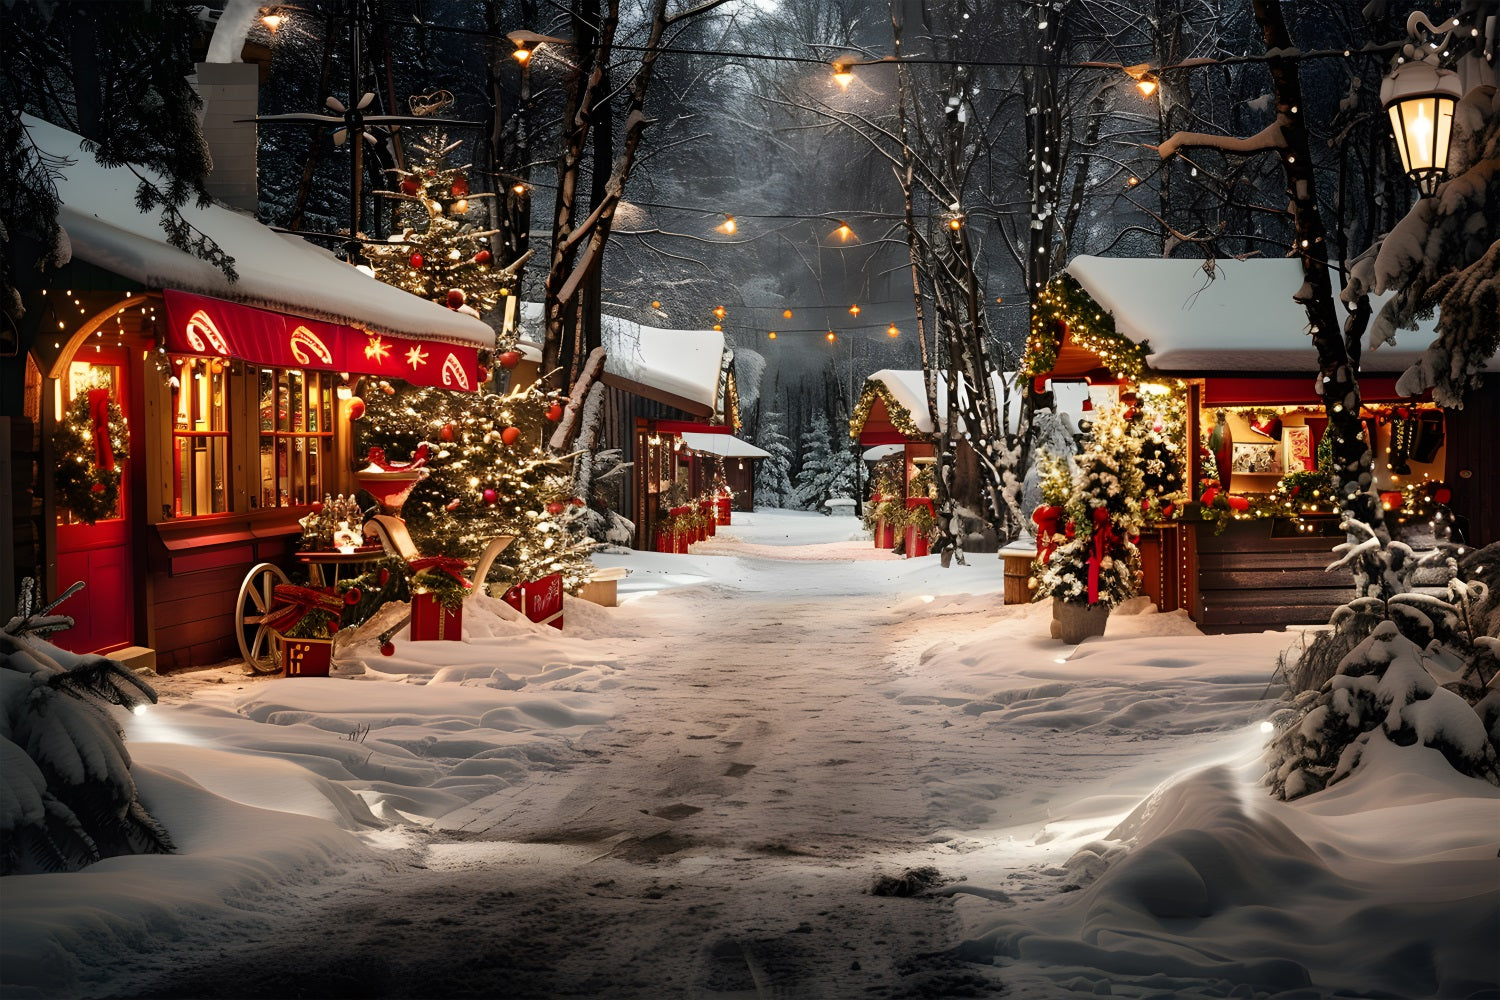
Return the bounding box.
[53,389,129,525]
[1022,273,1152,382]
[849,379,925,440]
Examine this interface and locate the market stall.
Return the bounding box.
[17,115,495,668]
[1022,254,1496,633]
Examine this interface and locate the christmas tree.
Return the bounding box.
[1034,402,1145,609]
[753,411,795,508]
[356,370,594,594]
[364,130,513,319]
[793,413,854,510]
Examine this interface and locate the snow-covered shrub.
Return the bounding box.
[1266,621,1500,800]
[573,447,635,546]
[2,580,174,875]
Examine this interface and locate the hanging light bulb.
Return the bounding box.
[825,331,837,343]
[713,305,727,319]
[768,331,778,340]
[832,62,854,88]
[783,309,793,319]
[886,323,899,338]
[832,221,855,242]
[717,214,737,235]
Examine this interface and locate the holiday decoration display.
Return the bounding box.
[364,131,513,317]
[53,387,129,524]
[862,456,904,548]
[1033,402,1144,639]
[356,374,595,595]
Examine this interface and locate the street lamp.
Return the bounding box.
[1380,11,1488,197]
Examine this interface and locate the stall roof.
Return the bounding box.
[858,369,1087,437]
[680,432,770,458]
[29,115,494,349]
[518,303,726,417]
[1064,255,1456,374]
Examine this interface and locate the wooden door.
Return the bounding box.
[52,349,134,654]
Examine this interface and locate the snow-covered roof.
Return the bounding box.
[679,432,770,459]
[600,315,725,417]
[864,365,1086,431]
[1064,255,1458,373]
[29,114,494,349]
[516,303,727,417]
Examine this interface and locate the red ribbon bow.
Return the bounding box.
[88,388,115,472]
[1086,506,1120,606]
[408,556,472,587]
[1032,504,1063,562]
[265,584,344,635]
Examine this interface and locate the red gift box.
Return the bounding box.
[715,497,731,525]
[411,591,463,641]
[503,572,564,630]
[655,529,675,553]
[874,520,896,548]
[277,635,331,677]
[904,523,930,558]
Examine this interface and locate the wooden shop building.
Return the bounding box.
[1021,254,1496,633]
[3,116,495,669]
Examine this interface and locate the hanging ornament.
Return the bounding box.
[546,501,565,515]
[347,397,366,421]
[501,426,521,446]
[451,176,469,198]
[1387,409,1416,474]
[483,488,498,504]
[343,588,363,605]
[446,288,466,310]
[410,252,425,269]
[474,249,492,265]
[380,641,395,657]
[499,350,522,369]
[400,177,421,195]
[440,423,455,442]
[1249,413,1283,441]
[545,402,563,422]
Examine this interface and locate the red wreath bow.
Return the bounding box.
[88,388,115,472]
[265,584,344,635]
[408,556,472,587]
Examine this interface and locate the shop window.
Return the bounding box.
[56,358,128,526]
[259,368,333,508]
[171,357,230,516]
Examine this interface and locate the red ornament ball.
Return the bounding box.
[1434,487,1452,505]
[446,288,466,309]
[1227,495,1250,513]
[410,252,424,269]
[474,249,492,265]
[483,488,498,504]
[347,397,366,421]
[380,641,395,657]
[545,402,563,422]
[498,350,522,369]
[399,178,420,195]
[440,423,455,442]
[546,501,565,515]
[90,482,105,494]
[501,426,521,446]
[344,588,362,605]
[311,501,325,514]
[451,176,469,198]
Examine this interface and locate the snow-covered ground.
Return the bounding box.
[3,509,1496,999]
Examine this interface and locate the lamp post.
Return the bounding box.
[1381,9,1496,197]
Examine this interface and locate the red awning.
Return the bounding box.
[163,290,482,392]
[1202,375,1430,406]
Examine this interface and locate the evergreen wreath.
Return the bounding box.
[53,390,129,525]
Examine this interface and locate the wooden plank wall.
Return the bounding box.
[1194,520,1352,633]
[1444,375,1498,547]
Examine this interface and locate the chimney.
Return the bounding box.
[194,60,259,213]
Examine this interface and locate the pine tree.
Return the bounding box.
[356,374,594,593]
[1035,403,1145,609]
[753,411,795,509]
[364,130,514,319]
[793,413,840,510]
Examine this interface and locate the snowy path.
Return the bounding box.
[117,527,1015,998]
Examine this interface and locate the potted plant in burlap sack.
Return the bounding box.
[1033,402,1144,644]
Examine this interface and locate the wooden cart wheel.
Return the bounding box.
[236,562,290,675]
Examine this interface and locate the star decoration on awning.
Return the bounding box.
[364,334,390,363]
[405,345,429,370]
